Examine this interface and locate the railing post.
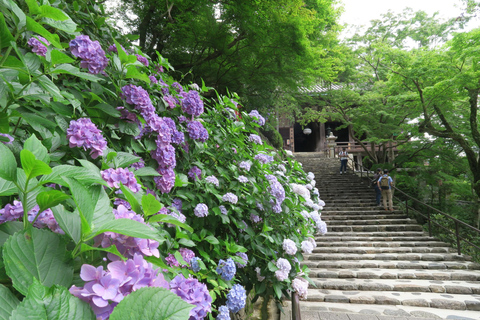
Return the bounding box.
[455,221,461,255]
[292,292,301,320]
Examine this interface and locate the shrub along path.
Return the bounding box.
[281,153,480,320]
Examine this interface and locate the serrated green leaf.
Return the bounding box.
[174,173,188,187]
[0,143,17,182]
[109,287,193,320]
[3,0,26,30]
[36,190,69,213]
[115,152,141,168]
[0,221,22,247]
[20,149,52,180]
[0,13,14,49]
[0,177,17,196]
[142,194,162,216]
[79,243,125,260]
[51,64,99,81]
[0,284,20,320]
[147,214,193,233]
[25,16,61,48]
[24,134,49,164]
[39,5,68,20]
[50,50,74,65]
[119,184,142,215]
[3,228,73,296]
[25,0,41,14]
[40,165,107,187]
[204,235,219,244]
[125,65,150,83]
[9,280,95,320]
[134,167,160,177]
[87,218,163,243]
[51,205,81,244]
[62,177,94,234]
[178,238,195,247]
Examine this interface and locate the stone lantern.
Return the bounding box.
[326,132,337,158]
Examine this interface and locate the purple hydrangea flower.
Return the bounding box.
[149,75,158,84]
[171,130,185,145]
[96,205,159,260]
[163,94,178,109]
[187,121,209,142]
[282,239,297,255]
[275,258,291,281]
[172,198,183,212]
[235,252,248,268]
[179,248,195,264]
[250,214,262,223]
[101,168,141,193]
[249,110,265,126]
[194,203,208,217]
[27,205,64,234]
[216,258,236,281]
[219,205,227,215]
[237,175,248,184]
[165,253,180,267]
[181,90,204,117]
[205,175,219,187]
[171,82,183,93]
[0,201,24,224]
[130,158,145,170]
[135,54,149,66]
[178,115,188,123]
[188,166,202,181]
[190,257,201,272]
[239,161,251,171]
[248,134,262,145]
[70,254,168,319]
[226,284,246,313]
[154,168,176,194]
[67,118,107,158]
[170,274,212,320]
[0,133,14,144]
[113,198,131,209]
[301,240,314,254]
[222,193,238,204]
[217,305,231,320]
[266,175,285,213]
[27,36,49,57]
[316,219,327,235]
[254,154,274,164]
[120,84,155,118]
[151,144,176,169]
[155,64,164,73]
[69,35,108,74]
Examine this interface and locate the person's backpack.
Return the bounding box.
[380,175,390,190]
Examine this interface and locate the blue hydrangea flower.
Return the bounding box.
[194,203,208,217]
[190,257,201,272]
[248,134,262,145]
[205,175,220,187]
[217,305,231,320]
[216,258,236,281]
[235,252,248,268]
[222,193,238,204]
[187,121,209,142]
[239,161,251,171]
[237,175,248,184]
[226,284,246,313]
[219,205,228,215]
[248,110,265,126]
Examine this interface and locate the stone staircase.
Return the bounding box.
[281,152,480,320]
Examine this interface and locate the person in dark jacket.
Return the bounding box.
[372,168,382,207]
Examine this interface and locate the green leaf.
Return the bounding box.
[134,167,160,177]
[36,190,69,213]
[25,16,61,48]
[204,235,219,245]
[37,74,63,99]
[0,177,17,196]
[119,184,142,215]
[0,13,14,49]
[51,64,99,81]
[51,205,81,244]
[39,5,68,20]
[118,121,140,136]
[273,284,283,300]
[3,0,26,30]
[62,177,94,234]
[40,165,107,187]
[174,173,188,187]
[178,238,195,247]
[9,280,95,320]
[87,219,163,243]
[115,152,141,168]
[147,214,193,232]
[142,194,162,216]
[0,221,22,247]
[125,65,151,83]
[79,243,125,260]
[3,228,73,296]
[20,149,52,181]
[50,50,74,65]
[92,187,114,228]
[24,134,49,164]
[0,143,17,182]
[0,112,8,133]
[109,287,193,320]
[0,284,20,320]
[25,0,41,15]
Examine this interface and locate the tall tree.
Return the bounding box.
[111,0,343,108]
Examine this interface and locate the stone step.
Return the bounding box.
[315,241,451,248]
[281,301,480,320]
[311,246,457,255]
[305,252,470,262]
[310,278,480,294]
[325,219,417,226]
[328,225,424,232]
[323,214,409,220]
[318,232,431,239]
[309,268,480,281]
[302,259,480,270]
[305,288,480,311]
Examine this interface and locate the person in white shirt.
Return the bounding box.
[339,147,348,174]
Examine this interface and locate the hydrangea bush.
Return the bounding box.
[0,1,327,319]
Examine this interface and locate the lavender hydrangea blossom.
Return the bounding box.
[170,274,212,320]
[188,166,202,181]
[67,118,107,158]
[187,121,209,142]
[0,201,23,223]
[237,175,248,184]
[151,144,176,169]
[248,110,266,126]
[27,36,49,57]
[135,54,149,66]
[165,253,180,267]
[266,175,285,213]
[239,161,251,171]
[194,203,209,217]
[235,252,248,268]
[292,278,309,299]
[69,35,109,74]
[282,239,297,255]
[181,90,204,117]
[190,257,201,272]
[179,247,195,264]
[222,193,238,204]
[254,153,274,164]
[248,134,262,145]
[154,168,176,194]
[216,258,236,281]
[101,168,141,193]
[275,258,291,282]
[219,205,228,215]
[301,240,314,254]
[217,305,231,320]
[205,175,219,187]
[226,284,246,313]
